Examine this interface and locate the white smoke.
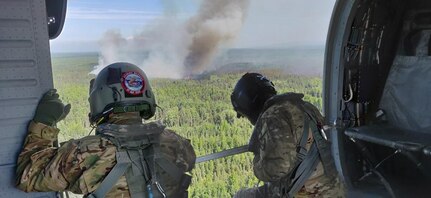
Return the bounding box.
[92,0,250,78]
[184,0,250,76]
[91,30,126,75]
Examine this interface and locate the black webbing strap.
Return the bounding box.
[299,103,337,178]
[126,149,151,198]
[156,157,183,182]
[112,104,150,114]
[287,143,320,198]
[86,151,131,198]
[156,154,192,189]
[92,123,167,198]
[284,107,337,197]
[284,113,320,197]
[142,144,165,198]
[296,117,310,161]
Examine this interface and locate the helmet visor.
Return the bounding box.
[231,92,250,119]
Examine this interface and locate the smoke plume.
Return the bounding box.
[92,30,126,74]
[184,0,250,76]
[94,0,250,78]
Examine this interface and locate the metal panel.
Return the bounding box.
[323,0,358,191]
[0,123,28,165]
[0,0,56,197]
[0,165,53,198]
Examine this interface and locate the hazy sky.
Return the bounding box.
[50,0,336,53]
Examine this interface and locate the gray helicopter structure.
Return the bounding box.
[325,0,431,197]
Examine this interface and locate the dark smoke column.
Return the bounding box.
[183,0,250,77]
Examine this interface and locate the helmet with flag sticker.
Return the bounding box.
[88,62,156,124]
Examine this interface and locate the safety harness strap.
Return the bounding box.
[283,114,321,197]
[296,117,310,161]
[156,154,192,192]
[92,122,166,198]
[86,151,131,198]
[126,149,152,198]
[112,104,151,114]
[140,144,168,198]
[287,143,320,198]
[196,145,249,163]
[156,156,183,182]
[311,120,337,178]
[299,103,337,178]
[283,105,337,197]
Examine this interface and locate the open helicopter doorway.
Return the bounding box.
[325,0,431,197]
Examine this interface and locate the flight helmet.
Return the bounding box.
[231,73,277,125]
[88,62,156,124]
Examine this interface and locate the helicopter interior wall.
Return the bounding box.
[338,0,431,197]
[0,0,57,197]
[405,0,431,10]
[380,55,431,133]
[375,6,431,194]
[339,0,406,183]
[380,0,431,132]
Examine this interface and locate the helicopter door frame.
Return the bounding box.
[323,0,360,189]
[0,0,57,197]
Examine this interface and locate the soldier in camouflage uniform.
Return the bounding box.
[16,63,196,198]
[230,73,344,198]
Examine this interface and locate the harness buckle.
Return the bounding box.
[155,181,167,198]
[316,122,328,141]
[320,128,328,141]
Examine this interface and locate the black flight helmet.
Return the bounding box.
[231,73,277,125]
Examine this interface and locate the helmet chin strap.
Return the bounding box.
[88,112,142,136]
[248,111,260,126]
[107,112,142,125]
[88,116,107,136]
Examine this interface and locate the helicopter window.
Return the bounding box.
[47,0,336,197]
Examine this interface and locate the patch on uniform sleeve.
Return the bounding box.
[121,71,145,95]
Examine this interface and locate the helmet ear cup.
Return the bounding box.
[89,78,95,95]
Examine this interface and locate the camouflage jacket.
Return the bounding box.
[250,93,343,197]
[16,121,196,197]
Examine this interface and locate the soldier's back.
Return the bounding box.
[59,129,196,197]
[253,93,343,197]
